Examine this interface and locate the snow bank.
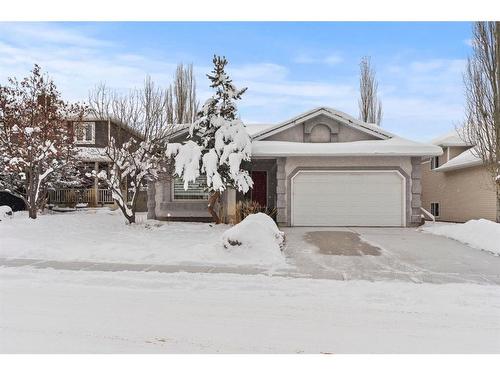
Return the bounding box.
[221,213,285,266]
[0,209,289,269]
[0,205,13,220]
[423,219,500,256]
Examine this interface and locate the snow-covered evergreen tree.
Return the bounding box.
[0,65,85,219]
[167,55,253,223]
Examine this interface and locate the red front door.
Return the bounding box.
[251,171,267,207]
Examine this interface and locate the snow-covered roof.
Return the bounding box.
[252,137,442,157]
[75,147,110,162]
[246,124,274,136]
[252,107,395,141]
[433,148,483,172]
[430,128,472,147]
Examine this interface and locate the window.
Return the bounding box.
[74,121,95,144]
[431,156,440,170]
[173,176,209,200]
[309,124,332,143]
[430,202,440,217]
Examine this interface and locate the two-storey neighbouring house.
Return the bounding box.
[421,129,497,222]
[48,118,146,209]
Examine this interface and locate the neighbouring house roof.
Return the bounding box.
[430,128,473,147]
[70,116,145,141]
[433,148,483,172]
[252,137,442,157]
[75,147,110,163]
[251,107,394,141]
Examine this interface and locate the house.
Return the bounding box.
[48,118,147,209]
[421,129,497,222]
[148,107,441,227]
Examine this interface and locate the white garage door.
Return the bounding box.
[291,170,405,227]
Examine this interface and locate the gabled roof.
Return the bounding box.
[430,128,473,147]
[251,107,394,141]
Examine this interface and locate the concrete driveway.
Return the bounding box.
[283,227,500,285]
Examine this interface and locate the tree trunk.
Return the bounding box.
[28,205,37,219]
[208,191,221,224]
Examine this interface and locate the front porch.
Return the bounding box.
[48,188,115,207]
[237,158,284,223]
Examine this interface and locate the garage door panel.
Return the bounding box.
[291,171,405,227]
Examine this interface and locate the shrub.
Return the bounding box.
[235,200,277,224]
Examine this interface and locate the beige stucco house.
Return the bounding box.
[148,107,441,227]
[421,130,497,222]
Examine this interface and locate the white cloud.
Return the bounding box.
[293,53,343,65]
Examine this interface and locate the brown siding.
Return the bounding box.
[94,120,109,147]
[421,161,496,222]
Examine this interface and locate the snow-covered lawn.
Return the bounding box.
[0,209,287,269]
[422,219,500,256]
[1,266,499,353]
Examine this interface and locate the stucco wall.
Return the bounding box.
[263,114,379,143]
[276,156,418,227]
[421,161,496,222]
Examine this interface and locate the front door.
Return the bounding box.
[251,170,267,207]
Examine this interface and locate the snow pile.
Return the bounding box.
[0,205,13,220]
[423,219,500,256]
[221,213,285,266]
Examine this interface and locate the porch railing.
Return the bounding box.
[48,188,114,205]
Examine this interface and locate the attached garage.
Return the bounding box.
[291,170,406,227]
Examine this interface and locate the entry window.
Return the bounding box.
[173,176,209,200]
[431,156,440,170]
[430,202,440,217]
[74,121,95,144]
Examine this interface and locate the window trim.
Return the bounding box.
[171,176,209,201]
[430,202,440,218]
[74,121,96,145]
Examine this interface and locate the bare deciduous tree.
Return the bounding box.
[358,56,383,126]
[88,77,172,224]
[462,21,500,222]
[166,63,199,124]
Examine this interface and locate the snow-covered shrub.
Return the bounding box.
[222,212,285,252]
[0,205,13,220]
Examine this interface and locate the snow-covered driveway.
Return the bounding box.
[1,209,500,284]
[285,227,500,284]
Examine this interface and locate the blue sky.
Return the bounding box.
[0,22,472,140]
